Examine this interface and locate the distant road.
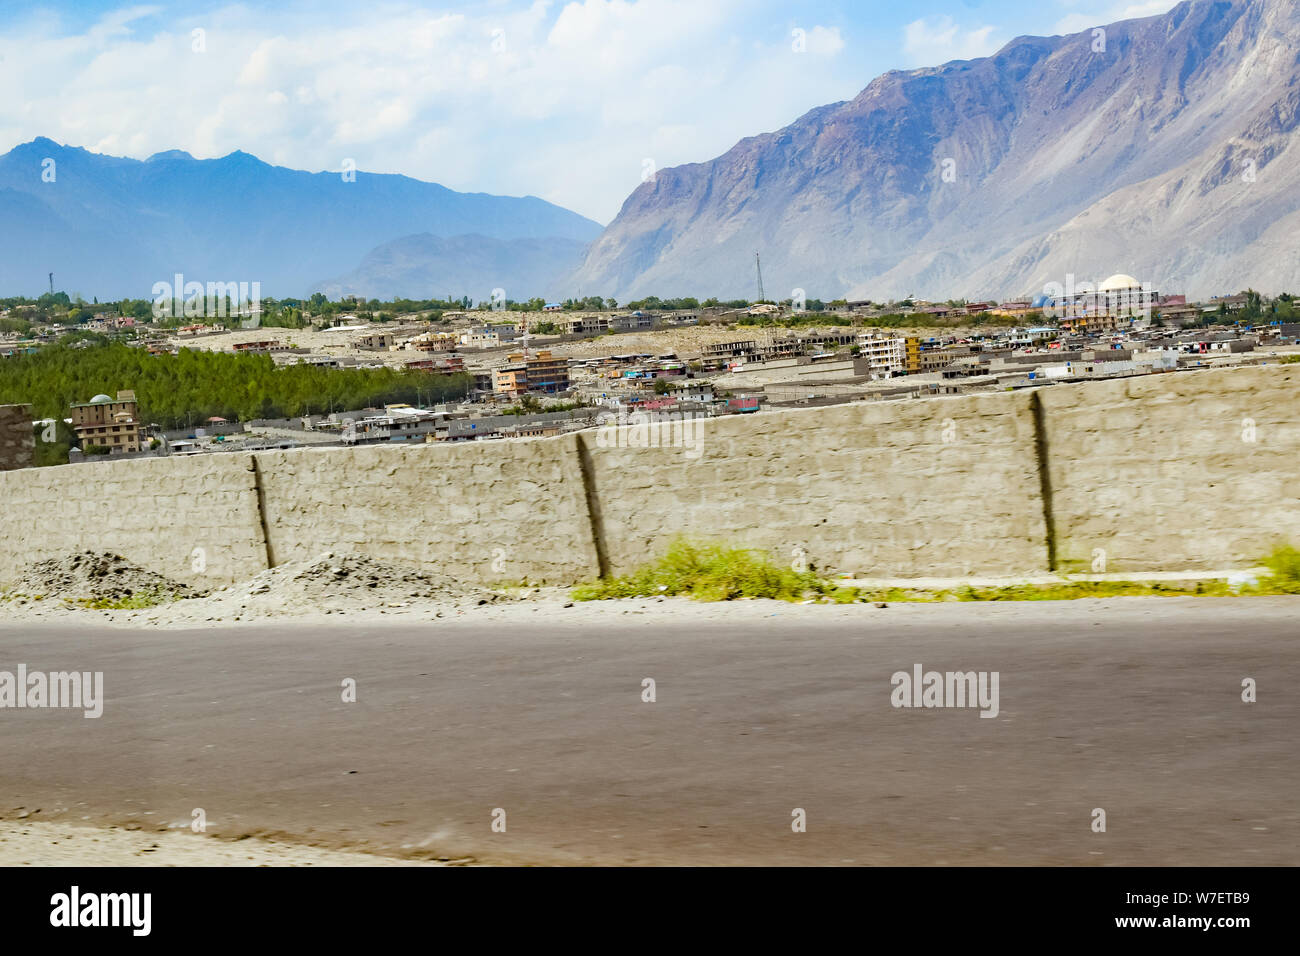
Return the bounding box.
[1,599,1296,865]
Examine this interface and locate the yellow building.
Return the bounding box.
[493,350,570,397]
[493,363,528,398]
[71,390,142,454]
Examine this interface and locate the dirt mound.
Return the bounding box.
[195,552,511,619]
[10,552,201,603]
[257,553,499,602]
[0,550,512,624]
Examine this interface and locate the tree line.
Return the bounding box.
[0,342,471,430]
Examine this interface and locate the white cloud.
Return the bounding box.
[902,16,1000,67]
[0,0,857,223]
[1055,1,1177,35]
[793,25,844,57]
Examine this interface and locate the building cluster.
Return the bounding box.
[6,276,1300,466]
[711,323,1297,407]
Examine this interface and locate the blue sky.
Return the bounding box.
[0,0,1176,222]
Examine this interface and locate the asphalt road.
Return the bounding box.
[0,598,1296,865]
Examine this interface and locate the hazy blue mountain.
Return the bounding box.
[0,139,602,300]
[566,0,1300,302]
[315,232,588,302]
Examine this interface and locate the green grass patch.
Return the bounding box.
[572,540,827,602]
[73,588,180,610]
[1260,544,1300,594]
[0,591,45,603]
[573,541,1300,603]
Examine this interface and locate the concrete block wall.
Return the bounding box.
[583,392,1049,578]
[0,453,266,587]
[0,404,34,471]
[0,365,1297,588]
[1038,364,1300,572]
[252,433,599,585]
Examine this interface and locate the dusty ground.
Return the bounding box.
[167,321,430,363]
[0,551,516,627]
[0,545,919,630]
[0,549,1280,630]
[0,822,452,866]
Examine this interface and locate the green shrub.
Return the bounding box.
[1261,544,1300,594]
[573,540,825,602]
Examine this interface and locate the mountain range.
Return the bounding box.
[7,0,1300,305]
[566,0,1300,302]
[313,233,587,302]
[0,139,600,300]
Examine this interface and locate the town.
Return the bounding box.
[1,275,1296,464]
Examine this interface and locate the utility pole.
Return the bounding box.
[754,253,764,304]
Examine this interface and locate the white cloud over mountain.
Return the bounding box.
[903,16,1002,66]
[0,0,856,223]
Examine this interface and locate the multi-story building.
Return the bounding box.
[856,333,906,377]
[492,350,571,397]
[854,333,961,376]
[700,339,760,370]
[611,312,657,332]
[493,362,528,398]
[524,350,569,393]
[799,331,857,350]
[904,336,964,373]
[352,331,398,351]
[1053,275,1159,334]
[404,332,459,352]
[70,390,142,455]
[560,315,612,335]
[459,329,502,349]
[760,338,803,359]
[702,340,758,359]
[341,410,445,445]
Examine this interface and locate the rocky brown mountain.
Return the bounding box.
[566,0,1300,302]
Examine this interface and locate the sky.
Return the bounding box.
[0,0,1177,224]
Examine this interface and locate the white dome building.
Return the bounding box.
[1099,274,1141,293]
[70,390,143,455]
[1052,272,1159,334]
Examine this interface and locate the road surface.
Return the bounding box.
[0,598,1296,865]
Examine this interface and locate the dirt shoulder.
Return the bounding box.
[0,821,459,866]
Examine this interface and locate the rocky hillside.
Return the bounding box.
[565,0,1300,301]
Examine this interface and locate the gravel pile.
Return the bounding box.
[190,552,511,620]
[253,553,499,603]
[9,551,202,603]
[0,550,512,624]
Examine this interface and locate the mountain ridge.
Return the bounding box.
[315,232,587,302]
[0,139,602,299]
[565,0,1300,302]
